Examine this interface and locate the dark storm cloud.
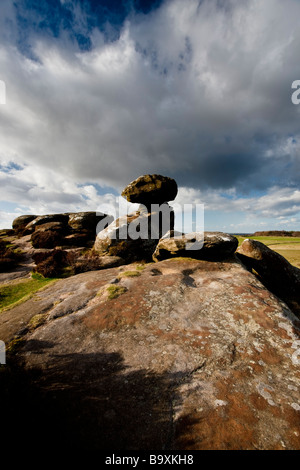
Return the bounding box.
[0,0,300,229]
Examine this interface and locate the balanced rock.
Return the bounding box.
[2,258,300,450]
[121,174,178,207]
[153,231,238,262]
[236,239,300,317]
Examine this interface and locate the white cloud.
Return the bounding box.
[0,0,300,230]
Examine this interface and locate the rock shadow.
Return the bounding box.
[1,349,192,451]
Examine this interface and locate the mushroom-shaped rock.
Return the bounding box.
[121,174,178,207]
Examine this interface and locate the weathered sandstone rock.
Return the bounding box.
[153,231,238,261]
[68,211,112,232]
[30,221,69,249]
[18,212,113,249]
[2,257,300,450]
[121,174,178,206]
[236,238,300,318]
[94,205,174,262]
[25,214,70,232]
[12,215,37,235]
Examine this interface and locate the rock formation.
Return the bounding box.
[1,175,300,451]
[121,174,178,206]
[94,205,175,263]
[12,211,112,248]
[94,175,176,262]
[12,214,37,235]
[153,230,238,262]
[236,238,300,318]
[1,257,299,450]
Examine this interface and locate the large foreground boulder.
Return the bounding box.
[236,238,300,317]
[2,257,300,450]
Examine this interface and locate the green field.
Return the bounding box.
[235,235,300,269]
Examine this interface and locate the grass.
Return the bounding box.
[106,285,128,300]
[119,270,141,278]
[235,235,300,246]
[235,235,300,268]
[0,273,57,313]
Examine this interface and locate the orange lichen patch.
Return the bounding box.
[246,345,283,368]
[227,308,249,323]
[190,329,204,336]
[148,327,213,356]
[175,374,260,449]
[243,301,260,311]
[85,278,112,291]
[275,326,294,341]
[247,307,278,330]
[249,394,300,447]
[175,407,257,450]
[82,290,150,331]
[249,392,270,411]
[280,407,300,448]
[233,286,249,295]
[259,345,285,366]
[152,274,182,288]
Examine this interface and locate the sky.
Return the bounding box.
[0,0,300,233]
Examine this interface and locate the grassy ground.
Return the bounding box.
[0,273,57,313]
[235,235,300,268]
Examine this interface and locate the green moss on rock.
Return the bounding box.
[106,285,128,300]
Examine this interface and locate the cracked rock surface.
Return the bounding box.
[2,256,300,450]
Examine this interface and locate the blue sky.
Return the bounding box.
[0,0,300,232]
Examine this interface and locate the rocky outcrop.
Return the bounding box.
[22,214,70,235]
[236,238,300,318]
[12,211,112,248]
[121,174,178,207]
[153,231,238,262]
[3,175,299,451]
[12,215,37,235]
[94,205,174,263]
[31,222,68,248]
[2,257,300,450]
